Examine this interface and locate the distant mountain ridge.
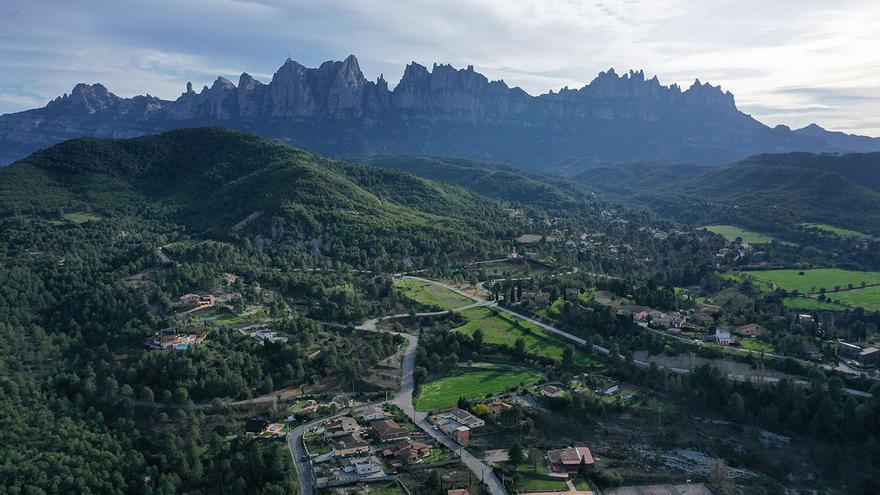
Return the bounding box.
[2,54,879,168]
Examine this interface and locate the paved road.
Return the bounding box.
[386,331,509,495]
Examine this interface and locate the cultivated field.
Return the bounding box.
[394,278,474,310]
[701,225,775,244]
[415,363,543,411]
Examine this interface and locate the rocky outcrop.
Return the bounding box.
[2,55,879,167]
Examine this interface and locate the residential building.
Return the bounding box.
[547,446,594,473]
[735,323,769,338]
[144,327,208,351]
[332,434,370,457]
[324,416,360,439]
[371,419,411,442]
[343,456,382,476]
[453,426,470,445]
[541,385,566,398]
[858,347,880,367]
[245,419,269,436]
[382,441,432,467]
[361,406,386,422]
[444,408,486,428]
[838,341,863,359]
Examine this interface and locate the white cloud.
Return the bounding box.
[1,0,879,135]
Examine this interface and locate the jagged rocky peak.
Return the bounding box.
[47,83,120,113]
[683,78,736,109]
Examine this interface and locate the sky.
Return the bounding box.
[2,0,879,135]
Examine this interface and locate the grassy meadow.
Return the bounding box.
[394,278,474,310]
[415,363,543,411]
[702,225,775,244]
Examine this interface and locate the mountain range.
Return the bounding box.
[2,55,879,169]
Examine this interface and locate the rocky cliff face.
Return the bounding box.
[2,55,879,168]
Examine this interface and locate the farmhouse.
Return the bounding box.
[371,419,411,442]
[547,446,594,474]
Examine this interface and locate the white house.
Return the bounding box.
[343,457,382,476]
[361,406,386,422]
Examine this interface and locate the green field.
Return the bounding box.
[63,212,103,223]
[748,268,880,294]
[782,297,850,311]
[453,307,594,364]
[830,286,880,311]
[740,339,776,353]
[415,363,543,411]
[701,225,775,244]
[394,278,474,310]
[801,223,870,238]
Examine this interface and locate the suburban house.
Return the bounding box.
[486,400,513,415]
[735,323,769,338]
[361,406,387,422]
[342,456,382,476]
[371,419,411,442]
[332,434,370,457]
[331,394,352,409]
[178,293,215,309]
[541,385,566,398]
[547,446,594,474]
[382,440,433,468]
[714,329,732,345]
[245,418,269,436]
[324,416,360,439]
[144,327,208,351]
[444,408,486,429]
